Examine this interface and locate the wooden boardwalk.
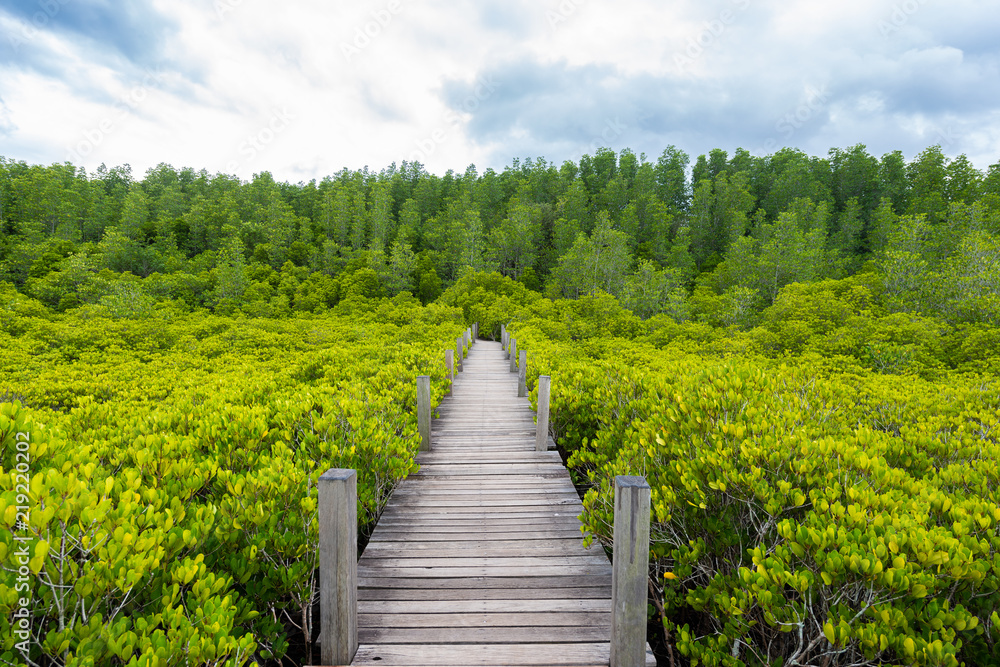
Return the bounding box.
[349,341,655,666]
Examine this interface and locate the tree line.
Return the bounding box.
[1,144,998,324]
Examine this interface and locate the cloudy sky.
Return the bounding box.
[1,0,999,182]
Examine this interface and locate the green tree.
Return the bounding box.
[212,238,248,313]
[654,145,690,211]
[548,212,632,298]
[688,170,754,270]
[721,207,835,306]
[369,179,394,253]
[875,214,932,313]
[621,260,690,320]
[384,241,416,295]
[938,231,1000,324]
[486,202,541,280]
[878,150,909,213]
[906,145,948,222]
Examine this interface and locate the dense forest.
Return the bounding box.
[3,144,1000,666]
[2,144,998,327]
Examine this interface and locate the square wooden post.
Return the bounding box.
[518,350,527,397]
[455,336,463,371]
[535,375,550,451]
[417,375,431,451]
[445,349,454,388]
[501,324,506,348]
[319,469,357,666]
[510,338,517,373]
[611,476,651,667]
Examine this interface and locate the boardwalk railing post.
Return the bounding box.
[445,349,454,387]
[510,338,517,373]
[535,375,550,451]
[319,469,358,666]
[456,336,464,372]
[518,349,527,397]
[417,375,431,451]
[611,475,651,667]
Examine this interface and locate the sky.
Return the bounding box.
[1,0,999,183]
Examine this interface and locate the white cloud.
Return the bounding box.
[0,0,998,180]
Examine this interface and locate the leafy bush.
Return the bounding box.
[1,303,464,666]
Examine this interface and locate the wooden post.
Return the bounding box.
[518,350,527,397]
[535,375,550,451]
[417,375,431,451]
[611,476,651,667]
[319,469,358,666]
[501,324,506,348]
[510,338,517,373]
[445,349,454,388]
[455,336,463,371]
[473,322,478,340]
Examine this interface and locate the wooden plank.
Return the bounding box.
[358,575,610,590]
[359,599,611,613]
[356,565,612,578]
[367,530,588,542]
[359,556,610,568]
[359,625,611,644]
[357,612,609,629]
[352,643,611,666]
[359,587,612,601]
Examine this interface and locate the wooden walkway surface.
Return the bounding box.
[349,340,655,666]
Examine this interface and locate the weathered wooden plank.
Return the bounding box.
[358,575,610,590]
[359,625,612,644]
[356,565,613,578]
[362,541,595,552]
[367,530,588,542]
[359,555,609,568]
[357,611,609,629]
[359,599,611,614]
[358,587,612,601]
[387,489,580,498]
[352,643,611,666]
